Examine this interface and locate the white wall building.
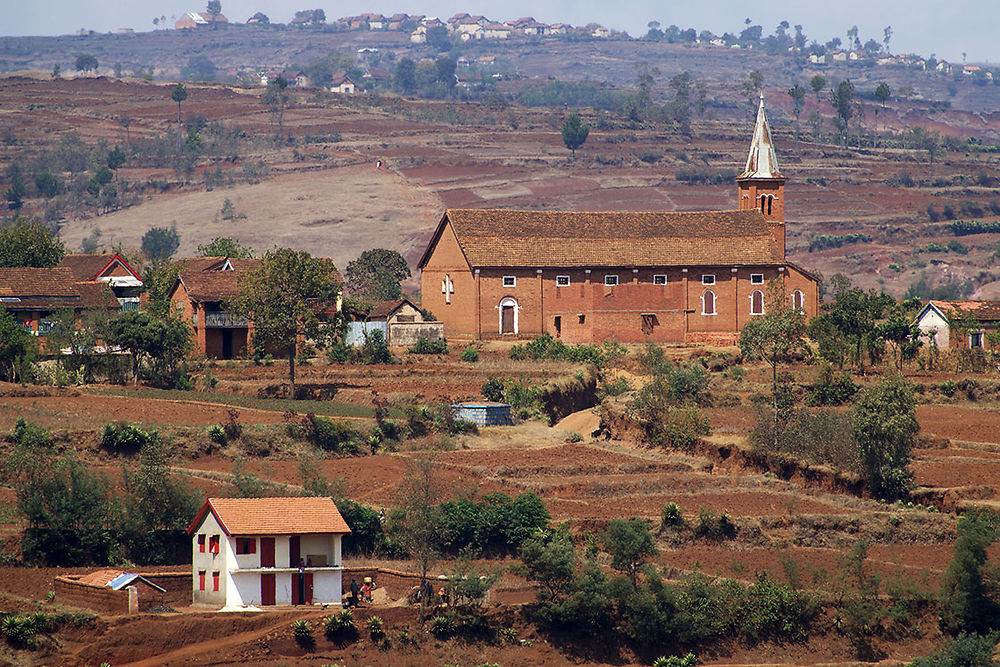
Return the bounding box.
[188,497,350,609]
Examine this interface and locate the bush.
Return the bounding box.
[460,347,479,362]
[357,329,392,364]
[291,619,314,650]
[911,631,1000,666]
[100,423,157,453]
[806,364,858,406]
[509,333,613,368]
[208,425,226,445]
[430,615,456,638]
[367,615,385,638]
[438,492,550,556]
[408,337,449,354]
[939,379,956,397]
[324,609,358,641]
[481,376,505,402]
[661,502,685,530]
[305,414,360,455]
[694,509,736,540]
[10,418,50,449]
[653,655,699,667]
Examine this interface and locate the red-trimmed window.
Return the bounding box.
[198,534,206,553]
[198,571,206,591]
[209,535,220,554]
[236,538,256,555]
[212,571,220,592]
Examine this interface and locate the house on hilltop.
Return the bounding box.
[417,97,818,345]
[188,497,350,608]
[174,11,228,29]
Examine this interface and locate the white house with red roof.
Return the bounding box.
[188,497,351,608]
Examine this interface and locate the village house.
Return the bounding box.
[418,98,819,345]
[174,11,228,29]
[0,267,119,338]
[330,72,356,94]
[59,253,143,311]
[345,298,443,346]
[168,257,260,359]
[914,300,1000,350]
[188,497,350,609]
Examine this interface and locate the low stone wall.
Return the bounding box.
[389,322,444,347]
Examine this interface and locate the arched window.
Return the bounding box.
[701,290,716,316]
[750,290,764,315]
[760,194,773,216]
[791,290,804,313]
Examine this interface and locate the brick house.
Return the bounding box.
[188,497,350,609]
[168,257,262,359]
[914,300,1000,350]
[0,267,119,339]
[59,253,143,311]
[418,98,819,344]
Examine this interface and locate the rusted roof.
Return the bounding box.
[928,300,1000,322]
[76,569,125,587]
[419,208,783,269]
[60,254,114,281]
[188,497,351,536]
[367,298,418,319]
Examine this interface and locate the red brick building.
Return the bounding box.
[418,98,819,344]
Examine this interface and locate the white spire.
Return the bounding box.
[740,94,783,180]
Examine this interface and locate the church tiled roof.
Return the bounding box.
[420,208,782,269]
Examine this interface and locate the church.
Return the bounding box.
[417,98,819,345]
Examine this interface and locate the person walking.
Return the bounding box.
[297,559,306,605]
[349,578,360,607]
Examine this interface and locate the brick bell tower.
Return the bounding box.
[737,94,786,257]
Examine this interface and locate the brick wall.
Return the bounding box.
[54,572,191,614]
[389,322,444,346]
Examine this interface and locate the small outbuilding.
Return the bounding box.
[452,402,513,426]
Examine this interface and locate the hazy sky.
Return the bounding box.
[5,0,996,63]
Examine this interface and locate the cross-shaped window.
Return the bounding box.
[441,274,454,304]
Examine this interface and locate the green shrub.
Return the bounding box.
[100,423,157,452]
[460,347,479,362]
[357,329,392,364]
[481,376,506,402]
[292,619,313,649]
[653,654,699,667]
[509,333,614,368]
[806,364,859,406]
[10,418,50,449]
[175,373,194,390]
[694,509,736,540]
[939,379,956,397]
[408,337,449,354]
[430,615,456,638]
[326,341,350,364]
[367,615,384,638]
[208,425,226,446]
[324,609,357,640]
[661,502,685,530]
[306,414,360,455]
[911,631,1000,666]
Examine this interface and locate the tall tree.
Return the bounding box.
[601,518,657,588]
[852,375,918,501]
[738,279,806,448]
[667,71,693,135]
[74,54,99,73]
[345,248,411,302]
[394,457,444,620]
[787,83,806,139]
[170,83,188,150]
[206,0,222,28]
[830,79,856,147]
[141,226,180,263]
[809,74,826,102]
[230,248,340,397]
[0,220,66,267]
[263,75,289,131]
[883,26,893,54]
[103,311,192,385]
[873,82,891,140]
[561,112,590,157]
[197,237,254,258]
[393,58,417,94]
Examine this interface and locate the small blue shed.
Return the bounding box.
[451,402,513,427]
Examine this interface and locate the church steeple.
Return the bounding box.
[737,94,787,255]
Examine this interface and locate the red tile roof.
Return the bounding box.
[76,569,124,587]
[75,281,121,309]
[188,497,351,535]
[419,208,782,269]
[367,298,418,319]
